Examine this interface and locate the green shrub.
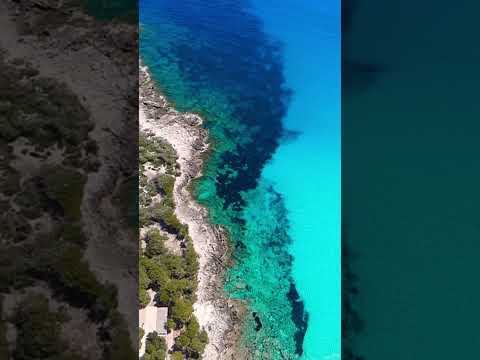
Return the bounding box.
[60,223,87,247]
[102,311,136,360]
[139,207,151,228]
[166,319,176,332]
[48,244,117,321]
[171,298,193,325]
[139,288,150,308]
[144,332,166,360]
[160,255,187,280]
[112,176,139,228]
[139,259,151,307]
[144,262,168,291]
[145,229,168,257]
[139,132,177,174]
[184,242,199,275]
[170,352,185,360]
[149,202,185,235]
[42,166,87,222]
[155,278,193,307]
[154,174,175,197]
[12,293,88,360]
[173,317,209,358]
[175,333,190,349]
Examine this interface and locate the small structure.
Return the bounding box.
[139,305,168,335]
[139,290,168,356]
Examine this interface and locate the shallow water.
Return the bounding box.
[140,1,340,358]
[251,1,340,359]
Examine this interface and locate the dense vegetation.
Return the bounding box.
[12,293,86,360]
[144,332,167,360]
[139,132,208,359]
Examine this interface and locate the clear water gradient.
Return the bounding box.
[140,0,340,358]
[251,1,340,358]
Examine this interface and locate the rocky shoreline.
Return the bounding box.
[139,63,245,359]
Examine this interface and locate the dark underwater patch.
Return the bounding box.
[288,283,309,356]
[252,312,262,331]
[280,129,302,144]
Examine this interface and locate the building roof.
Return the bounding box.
[139,291,169,357]
[139,305,168,336]
[139,289,169,356]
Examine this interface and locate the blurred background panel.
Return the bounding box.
[0,1,138,358]
[342,0,480,359]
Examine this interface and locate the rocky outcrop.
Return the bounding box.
[140,63,246,359]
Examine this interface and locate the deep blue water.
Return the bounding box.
[140,1,340,358]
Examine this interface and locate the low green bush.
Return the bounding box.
[144,332,167,360]
[145,228,168,257]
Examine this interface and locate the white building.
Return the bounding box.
[139,290,168,356]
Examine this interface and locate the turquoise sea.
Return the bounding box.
[140,0,340,358]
